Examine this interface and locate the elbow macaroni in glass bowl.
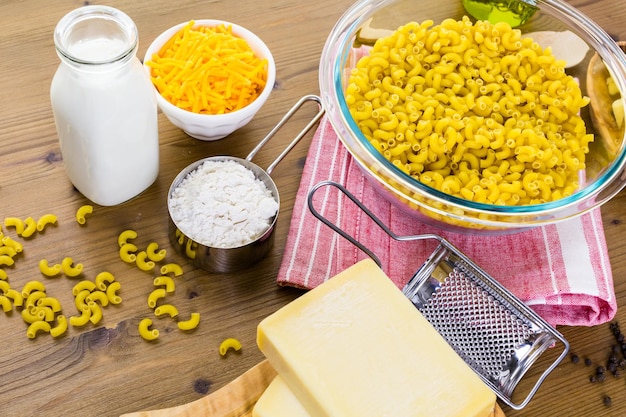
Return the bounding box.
[319,0,626,233]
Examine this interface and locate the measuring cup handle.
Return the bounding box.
[246,94,325,175]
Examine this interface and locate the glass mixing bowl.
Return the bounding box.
[319,0,626,233]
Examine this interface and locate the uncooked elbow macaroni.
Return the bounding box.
[106,281,122,305]
[135,250,155,272]
[154,303,178,318]
[27,320,52,339]
[61,257,83,277]
[75,205,93,225]
[36,214,58,232]
[39,259,62,277]
[117,229,138,247]
[346,17,592,206]
[22,281,46,299]
[160,263,184,277]
[119,243,138,263]
[72,280,96,296]
[69,306,91,327]
[0,295,12,312]
[147,288,166,309]
[177,312,200,331]
[50,315,68,338]
[1,236,23,253]
[146,242,167,262]
[4,217,24,235]
[21,217,37,238]
[138,318,159,341]
[153,276,175,293]
[95,271,115,291]
[219,337,242,356]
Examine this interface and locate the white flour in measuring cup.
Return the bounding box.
[169,159,279,248]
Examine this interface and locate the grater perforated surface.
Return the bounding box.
[419,267,534,385]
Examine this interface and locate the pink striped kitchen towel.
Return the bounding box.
[277,115,617,327]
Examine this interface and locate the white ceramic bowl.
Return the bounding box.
[144,19,276,141]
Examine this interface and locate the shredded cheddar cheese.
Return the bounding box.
[147,21,268,114]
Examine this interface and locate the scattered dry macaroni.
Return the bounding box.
[27,320,52,339]
[135,251,155,272]
[0,295,12,312]
[39,259,62,277]
[74,289,91,310]
[219,337,242,356]
[119,243,138,263]
[94,271,115,291]
[75,205,93,225]
[88,302,103,324]
[22,281,46,299]
[154,303,178,318]
[72,280,96,296]
[50,315,68,338]
[4,217,24,235]
[21,217,37,238]
[1,236,23,253]
[36,214,58,232]
[0,246,17,257]
[61,257,83,277]
[138,318,159,341]
[160,263,184,277]
[0,255,14,267]
[22,307,42,324]
[5,288,23,307]
[117,229,138,247]
[177,312,200,331]
[37,296,62,312]
[153,276,175,293]
[106,281,122,305]
[86,290,109,307]
[147,288,166,309]
[146,242,167,262]
[346,17,593,205]
[25,291,47,309]
[69,305,91,327]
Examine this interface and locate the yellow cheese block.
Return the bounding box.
[256,259,496,417]
[253,376,311,417]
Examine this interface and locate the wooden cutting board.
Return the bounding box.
[120,360,506,417]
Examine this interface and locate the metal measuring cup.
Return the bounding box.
[167,95,324,273]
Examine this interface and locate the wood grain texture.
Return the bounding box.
[0,1,625,417]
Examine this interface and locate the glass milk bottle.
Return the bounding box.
[50,5,159,206]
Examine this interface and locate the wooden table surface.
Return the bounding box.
[1,0,626,416]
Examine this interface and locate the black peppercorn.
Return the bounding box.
[603,395,612,407]
[585,358,593,366]
[571,354,580,364]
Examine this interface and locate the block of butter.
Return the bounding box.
[256,259,496,417]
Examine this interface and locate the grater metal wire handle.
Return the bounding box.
[307,180,570,410]
[307,180,447,263]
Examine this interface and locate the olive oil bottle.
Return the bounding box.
[462,0,537,27]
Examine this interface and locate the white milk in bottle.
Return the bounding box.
[50,5,159,206]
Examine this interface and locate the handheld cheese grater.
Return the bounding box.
[307,180,570,410]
